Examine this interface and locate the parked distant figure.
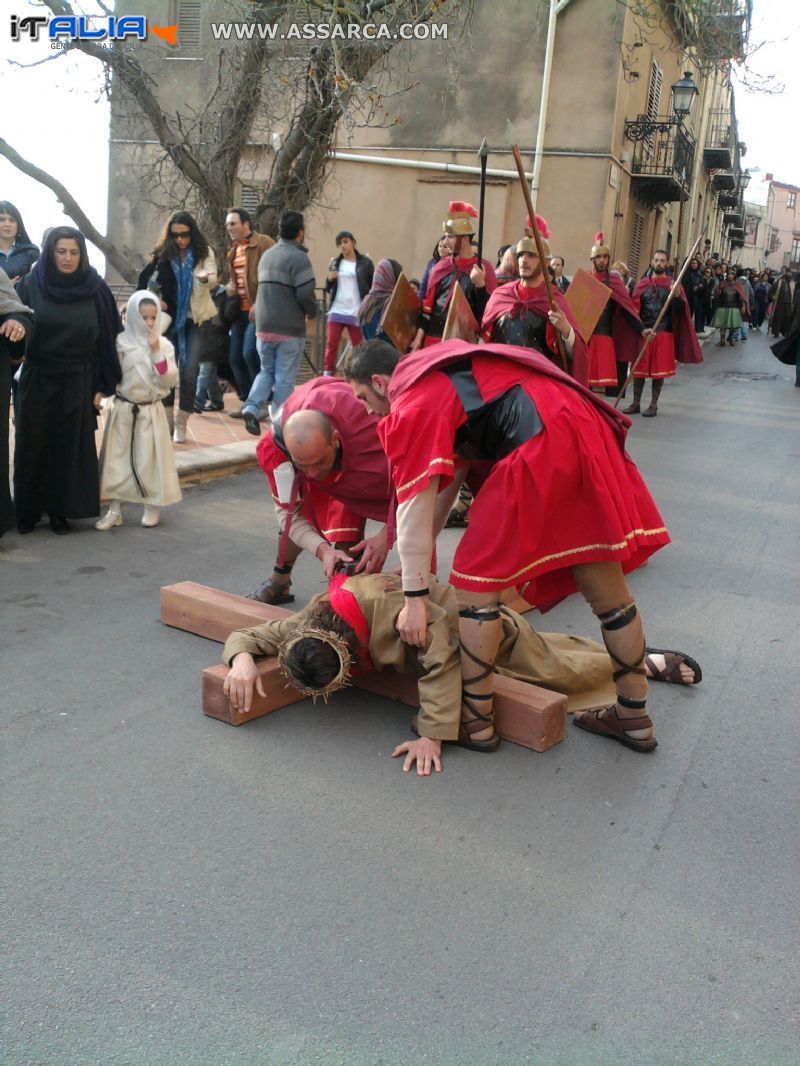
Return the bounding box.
[752,272,769,330]
[417,236,449,302]
[323,230,373,375]
[96,291,182,531]
[693,266,714,333]
[14,227,122,534]
[0,201,39,282]
[550,255,570,295]
[496,245,518,286]
[611,260,634,297]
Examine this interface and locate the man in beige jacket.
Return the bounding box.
[223,573,701,777]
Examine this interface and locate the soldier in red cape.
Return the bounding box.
[627,249,703,417]
[345,338,672,763]
[587,232,645,396]
[482,221,590,386]
[411,200,497,350]
[249,377,394,604]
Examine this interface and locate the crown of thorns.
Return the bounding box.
[277,627,353,702]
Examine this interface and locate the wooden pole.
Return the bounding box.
[511,143,568,373]
[614,227,706,408]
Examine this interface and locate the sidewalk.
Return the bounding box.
[165,392,260,484]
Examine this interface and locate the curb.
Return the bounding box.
[175,440,260,485]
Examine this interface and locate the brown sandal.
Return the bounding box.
[644,647,702,685]
[573,705,658,752]
[246,580,295,606]
[458,706,501,752]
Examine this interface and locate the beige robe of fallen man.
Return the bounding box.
[222,573,619,760]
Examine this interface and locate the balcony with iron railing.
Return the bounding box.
[624,116,696,205]
[704,108,734,170]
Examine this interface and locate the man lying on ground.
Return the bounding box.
[222,573,701,777]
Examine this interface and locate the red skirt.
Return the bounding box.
[303,483,365,545]
[448,374,670,611]
[587,334,619,387]
[634,332,676,379]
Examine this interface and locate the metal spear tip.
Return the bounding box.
[478,138,489,158]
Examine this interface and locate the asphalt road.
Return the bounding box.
[3,328,798,1065]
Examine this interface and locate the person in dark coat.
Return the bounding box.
[0,201,39,282]
[769,270,796,337]
[14,227,122,534]
[770,283,800,387]
[0,272,33,535]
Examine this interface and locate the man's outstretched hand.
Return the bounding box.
[223,652,266,714]
[352,527,388,574]
[392,736,442,776]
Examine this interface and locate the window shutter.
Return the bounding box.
[167,1,202,59]
[240,186,261,215]
[629,211,645,280]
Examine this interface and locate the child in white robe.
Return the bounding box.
[96,291,182,529]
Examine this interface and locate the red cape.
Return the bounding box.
[593,270,643,364]
[422,255,498,315]
[481,281,590,385]
[632,274,703,365]
[256,378,393,522]
[388,339,631,447]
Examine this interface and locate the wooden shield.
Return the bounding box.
[380,272,422,352]
[565,268,612,343]
[442,280,480,343]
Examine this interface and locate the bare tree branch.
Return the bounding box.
[0,137,139,283]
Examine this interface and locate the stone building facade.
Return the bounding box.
[107,0,752,285]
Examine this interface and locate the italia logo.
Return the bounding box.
[9,14,179,46]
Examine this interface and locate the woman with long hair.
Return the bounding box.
[14,227,122,534]
[138,210,218,442]
[0,200,39,282]
[417,235,449,302]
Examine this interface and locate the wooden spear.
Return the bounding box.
[510,144,568,373]
[614,227,706,409]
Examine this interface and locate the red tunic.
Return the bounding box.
[381,341,670,611]
[481,281,590,387]
[587,334,619,386]
[587,271,644,386]
[257,378,393,545]
[632,274,703,378]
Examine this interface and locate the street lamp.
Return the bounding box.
[670,72,699,121]
[740,170,752,191]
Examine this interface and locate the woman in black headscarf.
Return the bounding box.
[14,227,122,534]
[0,272,33,535]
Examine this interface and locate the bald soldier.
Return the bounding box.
[249,378,395,604]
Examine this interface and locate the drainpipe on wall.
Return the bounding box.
[530,0,575,210]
